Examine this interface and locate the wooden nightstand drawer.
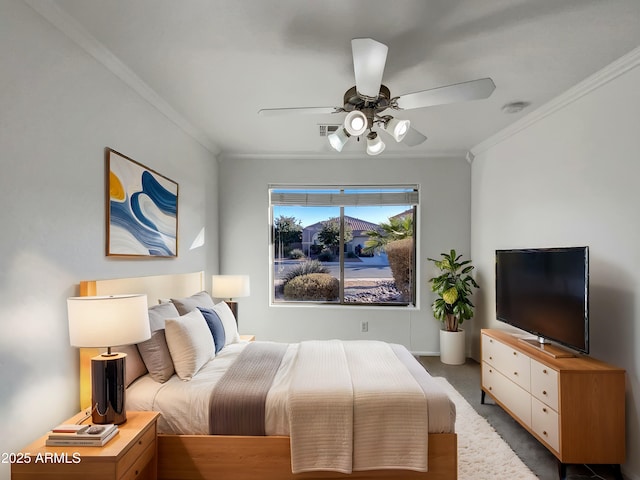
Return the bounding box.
[12,411,159,480]
[117,422,156,479]
[120,441,156,480]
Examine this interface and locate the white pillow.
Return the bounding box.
[165,309,215,380]
[212,301,240,346]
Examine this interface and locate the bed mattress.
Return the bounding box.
[126,340,456,436]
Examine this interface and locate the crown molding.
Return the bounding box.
[220,149,468,162]
[24,0,220,156]
[470,45,640,157]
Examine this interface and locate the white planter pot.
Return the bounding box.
[439,328,466,365]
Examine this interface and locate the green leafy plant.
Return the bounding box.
[427,249,479,332]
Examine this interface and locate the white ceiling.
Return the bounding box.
[45,0,640,158]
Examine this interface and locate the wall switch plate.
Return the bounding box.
[361,321,368,333]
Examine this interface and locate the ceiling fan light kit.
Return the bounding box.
[366,131,386,156]
[382,117,410,142]
[259,37,496,156]
[344,110,368,136]
[327,127,351,152]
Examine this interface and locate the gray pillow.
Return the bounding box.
[136,302,180,383]
[118,344,148,387]
[171,291,216,315]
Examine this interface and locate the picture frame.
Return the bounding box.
[106,148,179,257]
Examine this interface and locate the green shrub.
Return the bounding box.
[317,248,334,262]
[283,273,339,301]
[289,248,305,259]
[386,238,414,301]
[282,260,329,285]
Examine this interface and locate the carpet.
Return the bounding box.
[434,377,538,480]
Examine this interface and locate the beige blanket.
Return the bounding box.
[288,340,429,474]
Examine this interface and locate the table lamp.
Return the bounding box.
[211,275,250,322]
[67,294,150,425]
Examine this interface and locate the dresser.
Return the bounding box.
[481,329,625,478]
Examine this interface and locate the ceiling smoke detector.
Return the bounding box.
[501,101,530,114]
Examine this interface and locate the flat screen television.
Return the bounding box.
[495,246,589,354]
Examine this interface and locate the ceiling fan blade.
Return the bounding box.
[396,77,496,110]
[258,106,338,116]
[402,126,427,147]
[351,38,388,99]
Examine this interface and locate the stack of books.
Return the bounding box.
[46,423,118,446]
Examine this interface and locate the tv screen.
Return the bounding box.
[495,247,589,354]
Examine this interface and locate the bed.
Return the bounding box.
[78,271,458,480]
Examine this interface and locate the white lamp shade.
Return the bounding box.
[366,134,386,156]
[212,275,250,299]
[67,294,150,348]
[382,118,410,142]
[344,110,368,136]
[328,128,350,152]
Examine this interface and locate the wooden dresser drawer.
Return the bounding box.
[530,358,558,410]
[482,334,530,390]
[482,361,531,427]
[531,397,559,453]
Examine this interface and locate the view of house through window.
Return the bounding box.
[270,186,418,306]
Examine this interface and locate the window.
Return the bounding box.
[270,186,418,306]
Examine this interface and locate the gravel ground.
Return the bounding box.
[343,280,402,303]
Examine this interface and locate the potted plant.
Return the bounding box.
[427,249,479,364]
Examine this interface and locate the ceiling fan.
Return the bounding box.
[258,38,496,155]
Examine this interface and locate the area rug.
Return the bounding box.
[433,377,538,480]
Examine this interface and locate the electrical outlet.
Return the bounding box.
[361,321,368,333]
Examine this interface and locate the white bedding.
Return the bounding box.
[126,340,456,437]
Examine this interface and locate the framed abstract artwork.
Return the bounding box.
[106,148,179,257]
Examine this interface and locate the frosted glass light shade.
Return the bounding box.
[328,128,350,152]
[67,294,150,348]
[344,110,368,136]
[212,275,251,299]
[383,118,410,142]
[351,38,388,99]
[366,134,386,156]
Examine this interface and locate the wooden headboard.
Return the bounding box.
[78,271,205,409]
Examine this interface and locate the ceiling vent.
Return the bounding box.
[319,125,340,137]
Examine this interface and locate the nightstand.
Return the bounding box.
[11,411,159,480]
[239,334,255,342]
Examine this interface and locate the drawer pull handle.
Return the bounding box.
[542,408,547,413]
[543,369,548,374]
[489,356,493,360]
[489,387,492,391]
[513,372,518,375]
[513,352,517,356]
[542,390,547,395]
[543,431,548,436]
[489,369,493,373]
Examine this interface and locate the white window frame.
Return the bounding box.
[269,185,419,307]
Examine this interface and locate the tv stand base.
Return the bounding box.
[557,461,623,480]
[517,337,575,358]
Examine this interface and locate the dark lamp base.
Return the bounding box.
[91,353,127,424]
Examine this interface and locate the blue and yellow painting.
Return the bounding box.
[108,151,178,256]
